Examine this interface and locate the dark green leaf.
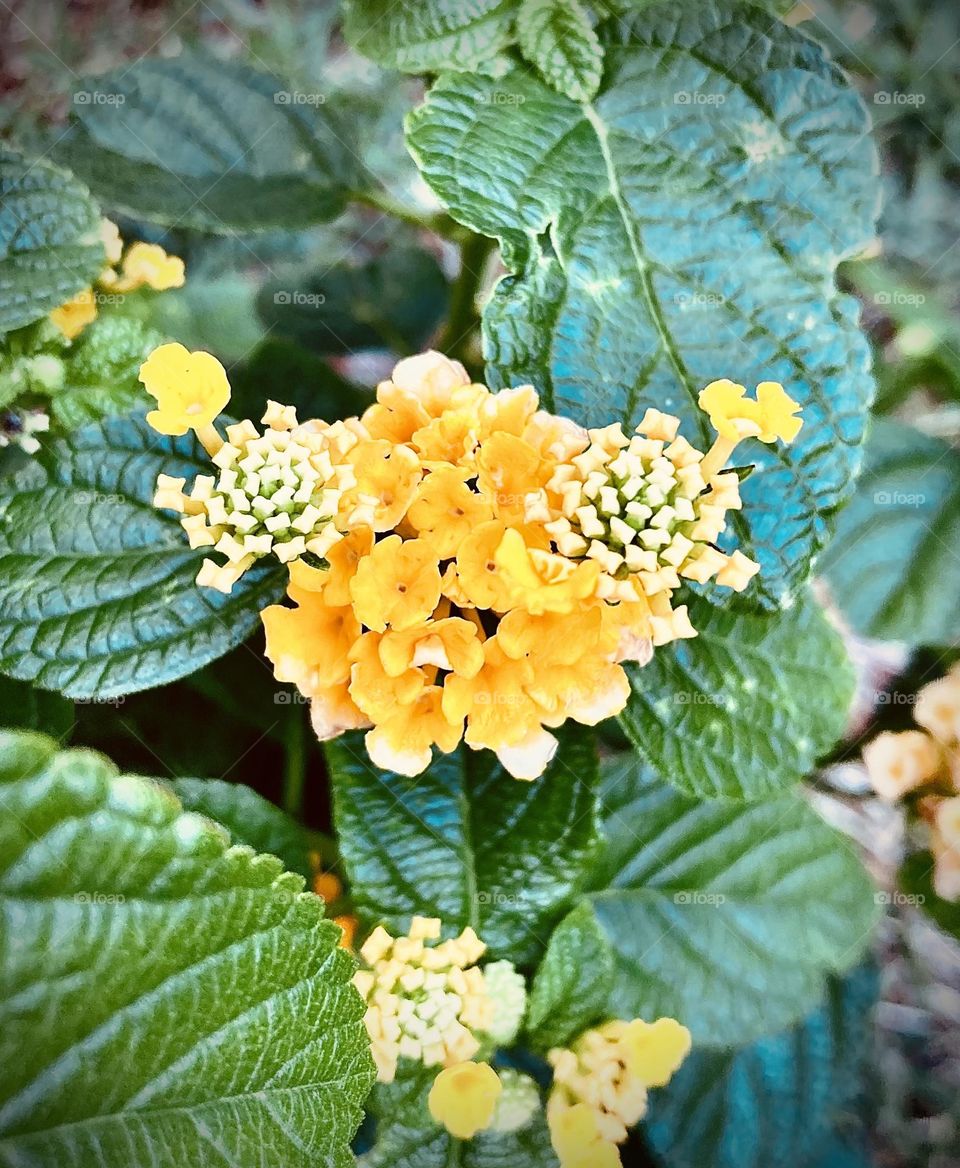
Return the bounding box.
[258,247,449,356]
[343,0,518,74]
[618,590,854,799]
[327,726,600,965]
[55,51,362,233]
[526,756,879,1048]
[361,1113,558,1168]
[0,676,73,738]
[0,147,105,333]
[0,411,284,700]
[231,337,372,423]
[0,729,373,1168]
[171,777,313,880]
[644,966,879,1168]
[407,1,881,606]
[819,419,960,646]
[517,0,603,102]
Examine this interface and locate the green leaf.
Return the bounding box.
[52,314,165,430]
[55,51,362,233]
[0,411,284,700]
[327,726,600,965]
[0,147,105,334]
[406,1,881,606]
[361,1113,558,1167]
[516,0,603,102]
[343,0,518,74]
[0,729,373,1168]
[618,590,854,800]
[0,676,73,738]
[818,419,960,646]
[899,851,960,940]
[258,247,449,356]
[171,778,313,881]
[644,966,879,1168]
[525,755,879,1048]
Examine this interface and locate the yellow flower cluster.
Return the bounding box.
[143,346,801,780]
[547,1017,691,1166]
[353,917,496,1084]
[863,663,960,900]
[49,219,184,341]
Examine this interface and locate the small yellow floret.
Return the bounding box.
[428,1062,502,1140]
[139,342,231,438]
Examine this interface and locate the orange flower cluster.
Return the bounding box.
[258,352,800,779]
[864,663,960,900]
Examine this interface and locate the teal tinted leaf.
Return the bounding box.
[171,778,313,881]
[0,148,105,333]
[55,51,362,232]
[0,412,284,700]
[258,247,449,356]
[0,730,374,1168]
[618,590,854,799]
[327,726,600,965]
[0,676,72,738]
[52,314,164,430]
[899,852,960,941]
[526,756,879,1048]
[644,966,879,1168]
[819,419,960,646]
[517,0,603,101]
[407,1,881,605]
[343,0,517,74]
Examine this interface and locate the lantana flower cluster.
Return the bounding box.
[144,346,801,780]
[50,218,184,341]
[864,663,960,900]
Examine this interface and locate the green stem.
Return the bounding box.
[351,188,464,240]
[282,705,306,819]
[437,231,495,361]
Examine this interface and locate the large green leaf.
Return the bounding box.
[618,590,854,800]
[0,411,284,700]
[343,0,518,74]
[644,966,878,1168]
[0,730,373,1168]
[55,51,362,233]
[525,756,879,1048]
[407,1,880,605]
[0,148,105,334]
[818,419,960,646]
[257,247,449,356]
[171,778,313,881]
[327,726,600,965]
[516,0,603,102]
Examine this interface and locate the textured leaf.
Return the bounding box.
[407,1,881,605]
[171,778,313,881]
[343,0,517,74]
[525,756,879,1048]
[327,726,600,965]
[0,148,105,334]
[0,729,374,1168]
[517,0,603,101]
[258,247,449,356]
[618,590,854,799]
[644,966,879,1168]
[362,1114,558,1167]
[819,419,960,646]
[52,314,165,430]
[55,51,362,233]
[0,411,284,700]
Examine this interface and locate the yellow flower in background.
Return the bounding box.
[550,1104,621,1168]
[49,288,97,340]
[140,342,230,440]
[862,730,941,801]
[112,241,186,292]
[429,1062,503,1140]
[149,349,800,781]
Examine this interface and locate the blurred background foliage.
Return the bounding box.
[1,0,959,1163]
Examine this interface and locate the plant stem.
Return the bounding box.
[351,188,464,240]
[437,231,495,361]
[282,705,306,819]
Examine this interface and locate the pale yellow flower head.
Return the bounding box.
[113,241,185,293]
[862,730,942,801]
[698,379,803,444]
[428,1061,502,1140]
[140,342,231,438]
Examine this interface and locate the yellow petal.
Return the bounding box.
[428,1062,502,1140]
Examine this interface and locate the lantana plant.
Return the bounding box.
[0,2,896,1167]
